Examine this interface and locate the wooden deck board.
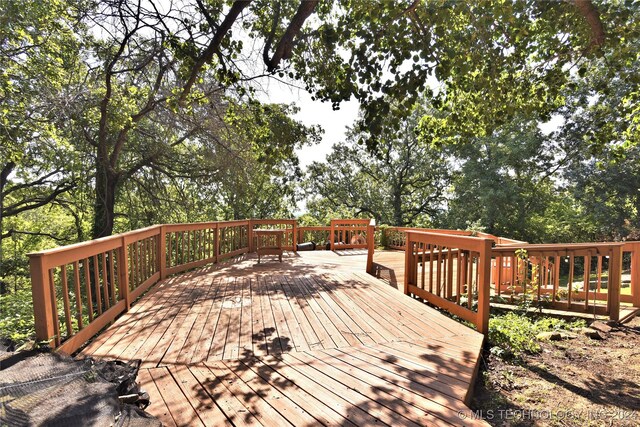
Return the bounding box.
[79,250,488,426]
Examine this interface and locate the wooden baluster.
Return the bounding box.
[456,248,462,305]
[101,253,109,310]
[72,262,83,330]
[437,245,443,297]
[596,255,603,293]
[568,255,575,306]
[428,244,434,293]
[93,255,102,315]
[553,254,560,306]
[496,256,502,297]
[49,269,60,347]
[83,258,93,322]
[131,243,137,289]
[110,250,117,304]
[467,254,474,310]
[446,247,454,299]
[60,265,73,337]
[584,254,592,311]
[420,243,426,289]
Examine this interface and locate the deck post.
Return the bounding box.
[119,236,131,310]
[403,233,411,295]
[629,243,640,308]
[158,225,166,279]
[366,219,376,275]
[248,219,254,253]
[292,220,297,252]
[608,245,622,321]
[476,239,493,335]
[29,254,56,346]
[330,220,335,251]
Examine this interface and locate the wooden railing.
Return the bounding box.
[404,231,494,334]
[382,227,524,251]
[491,242,640,320]
[29,218,372,354]
[297,226,332,249]
[330,219,373,250]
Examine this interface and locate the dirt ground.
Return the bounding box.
[471,317,640,426]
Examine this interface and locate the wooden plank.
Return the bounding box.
[205,361,292,426]
[189,364,263,427]
[191,275,231,364]
[288,276,337,350]
[280,276,323,350]
[285,352,422,427]
[255,275,283,355]
[137,368,177,427]
[299,276,362,347]
[319,347,485,426]
[309,275,392,344]
[169,365,232,426]
[295,276,355,347]
[263,276,295,353]
[177,276,222,364]
[162,274,218,364]
[148,366,204,426]
[264,354,385,426]
[79,276,173,357]
[238,276,254,358]
[236,357,357,426]
[351,271,473,338]
[85,279,176,358]
[208,278,237,360]
[222,277,243,360]
[224,358,322,426]
[292,350,453,427]
[126,275,203,366]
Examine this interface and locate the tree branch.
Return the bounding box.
[265,0,319,72]
[178,0,252,105]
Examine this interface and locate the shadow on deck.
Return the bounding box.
[80,251,487,427]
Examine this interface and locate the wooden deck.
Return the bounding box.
[80,251,486,426]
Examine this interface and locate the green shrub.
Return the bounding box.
[488,312,586,359]
[0,289,36,345]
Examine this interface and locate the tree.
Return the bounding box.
[287,0,620,149]
[306,106,449,226]
[0,0,85,282]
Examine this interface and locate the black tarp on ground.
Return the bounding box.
[0,350,160,427]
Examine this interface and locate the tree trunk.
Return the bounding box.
[92,158,119,238]
[392,190,403,226]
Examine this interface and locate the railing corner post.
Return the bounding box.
[29,254,56,347]
[292,220,298,253]
[366,219,375,275]
[631,243,640,308]
[403,233,411,295]
[248,219,254,253]
[477,239,493,335]
[608,245,622,322]
[158,225,167,280]
[119,236,131,310]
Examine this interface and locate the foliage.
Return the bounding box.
[0,288,35,344]
[305,104,449,226]
[488,312,586,359]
